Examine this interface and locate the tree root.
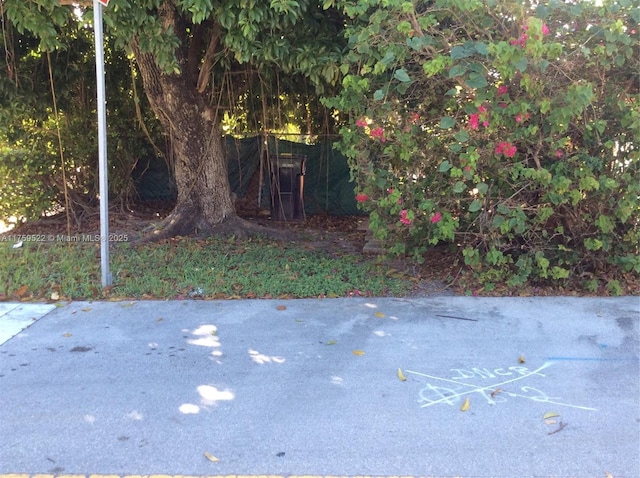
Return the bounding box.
[209,216,291,241]
[132,210,291,245]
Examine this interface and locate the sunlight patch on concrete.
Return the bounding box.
[126,410,143,420]
[179,384,234,414]
[248,349,285,364]
[198,385,235,405]
[178,403,200,414]
[186,324,223,360]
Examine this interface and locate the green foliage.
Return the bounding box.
[99,0,345,88]
[0,148,58,225]
[327,0,640,293]
[0,9,166,222]
[1,1,346,223]
[0,0,69,50]
[0,237,410,299]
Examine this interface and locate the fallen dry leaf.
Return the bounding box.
[81,307,92,312]
[460,397,470,411]
[120,301,135,307]
[374,311,385,318]
[14,285,29,299]
[543,411,560,420]
[203,451,219,462]
[518,354,526,363]
[397,368,407,381]
[490,388,502,398]
[63,333,72,338]
[276,305,287,310]
[326,340,337,345]
[352,349,365,356]
[50,292,60,301]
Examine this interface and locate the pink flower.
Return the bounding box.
[430,211,442,224]
[355,193,369,202]
[555,149,564,158]
[511,34,528,47]
[356,117,368,127]
[408,112,420,124]
[370,126,386,142]
[469,113,480,130]
[470,105,490,130]
[495,141,517,158]
[387,188,394,194]
[515,114,524,123]
[542,23,550,36]
[497,85,508,96]
[400,210,412,225]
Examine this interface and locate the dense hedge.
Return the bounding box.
[326,0,639,293]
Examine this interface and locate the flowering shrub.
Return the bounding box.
[495,142,517,158]
[326,0,639,293]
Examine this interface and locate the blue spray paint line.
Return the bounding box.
[546,356,638,362]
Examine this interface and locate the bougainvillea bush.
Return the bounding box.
[325,0,639,294]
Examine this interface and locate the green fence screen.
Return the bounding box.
[135,135,362,216]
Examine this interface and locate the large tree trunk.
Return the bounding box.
[129,2,248,241]
[135,64,237,239]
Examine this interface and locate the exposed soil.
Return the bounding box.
[3,200,366,251]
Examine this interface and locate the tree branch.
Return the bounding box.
[197,26,221,93]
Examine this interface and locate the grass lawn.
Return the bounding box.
[0,234,415,301]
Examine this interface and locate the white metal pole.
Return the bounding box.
[93,1,111,287]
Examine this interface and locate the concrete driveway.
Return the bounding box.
[1,296,638,477]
